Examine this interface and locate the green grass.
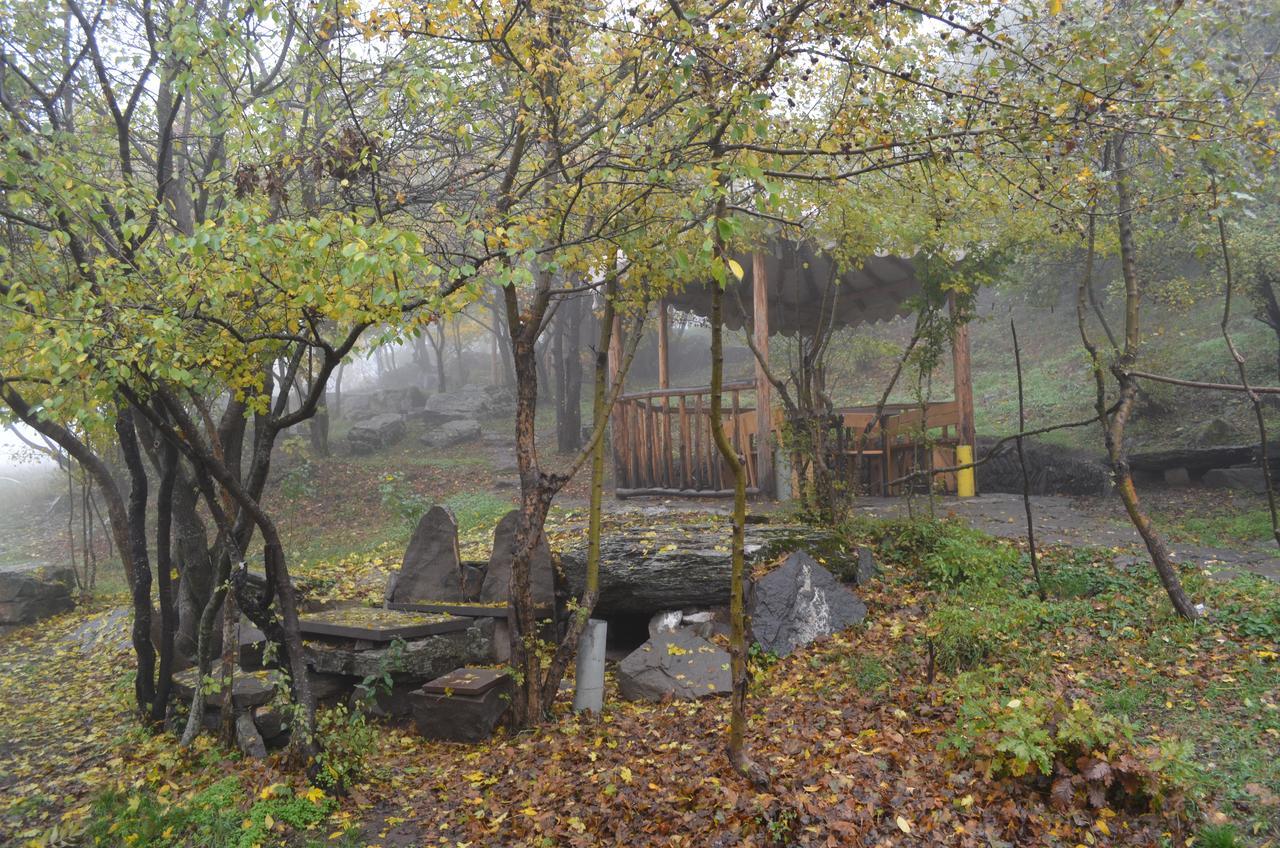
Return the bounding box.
[844,515,1280,843]
[443,490,515,537]
[1167,508,1275,548]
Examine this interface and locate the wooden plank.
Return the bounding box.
[678,396,691,489]
[752,252,774,495]
[663,399,675,487]
[620,380,755,401]
[693,395,705,488]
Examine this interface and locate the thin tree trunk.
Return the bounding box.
[1095,137,1197,620]
[709,280,754,778]
[1213,197,1280,549]
[116,407,158,717]
[1011,321,1046,600]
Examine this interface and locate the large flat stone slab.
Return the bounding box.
[560,524,849,615]
[171,667,281,710]
[617,631,731,702]
[304,618,496,680]
[298,608,471,642]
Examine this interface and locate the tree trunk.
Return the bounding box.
[152,440,179,723]
[1106,136,1198,620]
[115,407,158,717]
[558,295,584,453]
[709,281,753,776]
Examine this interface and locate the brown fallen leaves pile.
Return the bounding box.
[2,524,1277,847]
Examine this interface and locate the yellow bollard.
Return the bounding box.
[956,444,975,497]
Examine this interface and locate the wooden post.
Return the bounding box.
[752,252,774,496]
[657,299,670,390]
[608,310,625,485]
[949,292,977,456]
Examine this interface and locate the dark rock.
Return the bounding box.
[421,419,482,449]
[347,413,407,455]
[460,563,487,601]
[352,681,421,719]
[410,671,514,742]
[304,618,496,680]
[973,436,1110,496]
[307,670,357,705]
[749,551,867,657]
[171,668,281,709]
[1163,467,1191,487]
[1203,466,1268,493]
[560,523,849,616]
[1129,443,1280,475]
[386,506,465,604]
[479,511,555,606]
[853,547,880,586]
[0,563,75,627]
[421,388,497,425]
[236,711,268,759]
[617,631,731,702]
[252,705,286,742]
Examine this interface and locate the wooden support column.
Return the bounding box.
[608,308,626,487]
[656,299,670,390]
[949,292,976,447]
[753,253,774,496]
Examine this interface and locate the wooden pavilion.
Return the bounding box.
[607,239,976,499]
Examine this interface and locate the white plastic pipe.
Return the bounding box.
[572,619,607,714]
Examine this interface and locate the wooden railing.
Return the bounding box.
[612,381,760,497]
[611,391,963,498]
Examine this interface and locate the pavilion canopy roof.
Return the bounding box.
[665,239,921,336]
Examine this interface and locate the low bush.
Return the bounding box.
[926,589,1057,671]
[84,775,335,848]
[941,669,1193,813]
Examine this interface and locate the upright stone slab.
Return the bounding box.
[617,630,731,702]
[749,551,867,657]
[479,510,555,607]
[386,506,465,604]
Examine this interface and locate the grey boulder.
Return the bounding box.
[420,419,482,449]
[1203,466,1268,493]
[749,551,866,657]
[617,630,731,702]
[0,563,75,627]
[347,413,406,455]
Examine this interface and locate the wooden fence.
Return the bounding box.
[611,381,760,497]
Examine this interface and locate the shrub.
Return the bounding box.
[920,528,1019,588]
[926,589,1054,671]
[941,670,1192,813]
[83,776,335,848]
[314,703,380,792]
